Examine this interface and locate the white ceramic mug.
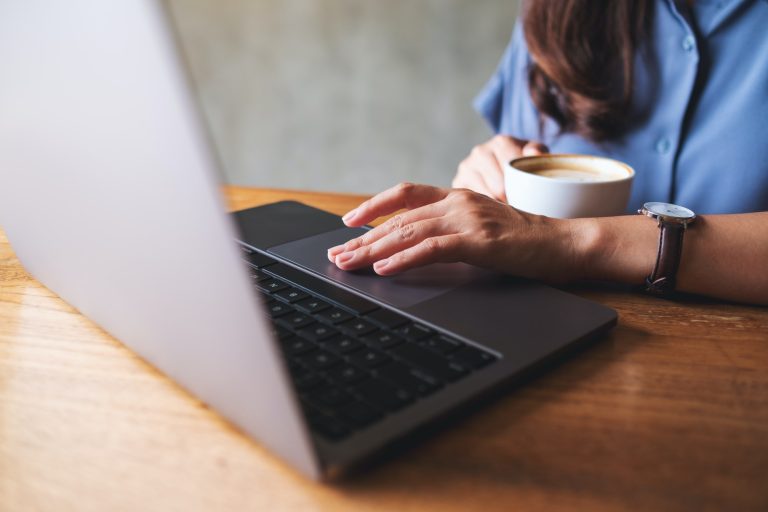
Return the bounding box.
[504,154,635,218]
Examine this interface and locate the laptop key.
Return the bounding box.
[277,312,315,330]
[270,324,294,340]
[450,345,497,369]
[390,343,468,382]
[266,301,293,318]
[281,337,317,356]
[339,401,382,427]
[274,287,310,303]
[394,322,434,341]
[295,297,331,314]
[287,359,306,377]
[240,246,277,268]
[310,386,355,408]
[348,348,391,369]
[338,318,378,336]
[374,361,441,396]
[297,324,339,342]
[266,263,379,314]
[315,307,354,325]
[294,372,328,392]
[420,335,463,355]
[364,308,409,329]
[297,348,342,370]
[248,268,271,282]
[361,331,405,350]
[325,362,369,385]
[257,290,274,302]
[353,378,413,411]
[257,278,290,294]
[410,368,441,387]
[323,336,363,354]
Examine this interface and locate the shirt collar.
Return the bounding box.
[663,0,756,37]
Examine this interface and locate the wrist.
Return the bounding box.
[566,215,658,284]
[559,217,603,282]
[522,216,599,283]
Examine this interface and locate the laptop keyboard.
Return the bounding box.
[241,245,499,442]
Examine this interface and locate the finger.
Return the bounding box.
[466,147,506,199]
[335,217,452,271]
[328,244,345,262]
[465,168,500,200]
[522,141,549,156]
[372,234,464,276]
[490,137,548,200]
[489,136,533,201]
[452,166,496,198]
[334,202,448,260]
[489,135,527,163]
[330,202,446,261]
[341,182,449,228]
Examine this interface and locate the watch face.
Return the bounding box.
[643,202,696,220]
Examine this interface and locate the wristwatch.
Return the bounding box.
[638,202,696,296]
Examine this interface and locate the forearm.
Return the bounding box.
[568,212,768,305]
[330,182,768,305]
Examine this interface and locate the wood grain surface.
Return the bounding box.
[1,187,766,512]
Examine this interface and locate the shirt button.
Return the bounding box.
[682,35,696,52]
[655,138,672,154]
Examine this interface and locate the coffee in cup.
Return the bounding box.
[505,154,635,218]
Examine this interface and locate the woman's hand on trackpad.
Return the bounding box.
[326,182,579,281]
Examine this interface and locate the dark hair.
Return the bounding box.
[523,0,654,142]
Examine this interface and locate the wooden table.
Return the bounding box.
[2,187,767,512]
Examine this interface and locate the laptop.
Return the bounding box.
[0,0,616,480]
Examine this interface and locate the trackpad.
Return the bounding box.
[268,227,488,309]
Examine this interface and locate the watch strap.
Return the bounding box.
[645,221,686,294]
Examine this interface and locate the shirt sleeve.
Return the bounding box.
[473,20,538,139]
[473,21,527,133]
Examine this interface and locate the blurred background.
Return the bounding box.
[167,0,519,194]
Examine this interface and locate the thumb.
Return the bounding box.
[522,141,549,156]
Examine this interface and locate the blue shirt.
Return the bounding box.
[474,0,768,215]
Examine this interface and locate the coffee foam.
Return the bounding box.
[530,168,610,182]
[513,155,632,183]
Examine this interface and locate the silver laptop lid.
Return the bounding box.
[0,0,319,478]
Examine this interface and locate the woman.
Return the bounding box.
[328,0,768,305]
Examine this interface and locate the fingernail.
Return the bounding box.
[342,209,356,223]
[522,143,548,156]
[374,259,389,269]
[336,252,354,264]
[328,244,344,255]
